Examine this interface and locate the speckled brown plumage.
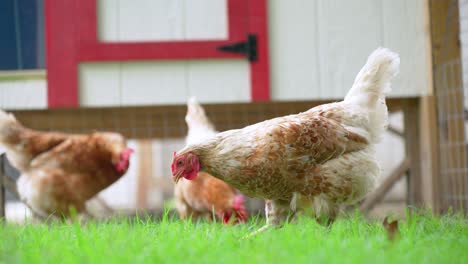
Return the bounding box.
[193,107,370,202]
[174,48,400,234]
[0,111,131,218]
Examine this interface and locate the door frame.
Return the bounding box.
[45,0,270,107]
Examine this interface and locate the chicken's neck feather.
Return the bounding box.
[188,130,253,183]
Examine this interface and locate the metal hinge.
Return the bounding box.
[217,34,257,62]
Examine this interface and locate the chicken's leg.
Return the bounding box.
[243,199,291,239]
[313,198,339,227]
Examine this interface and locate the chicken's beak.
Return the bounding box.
[173,171,183,184]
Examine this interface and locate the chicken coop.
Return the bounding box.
[0,0,467,221]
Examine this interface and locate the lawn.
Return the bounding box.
[0,211,467,264]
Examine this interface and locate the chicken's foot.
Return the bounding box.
[242,199,291,239]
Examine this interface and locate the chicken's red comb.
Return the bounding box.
[122,148,134,158]
[233,195,245,209]
[223,194,248,224]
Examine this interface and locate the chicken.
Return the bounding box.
[0,110,133,219]
[174,98,247,223]
[172,48,399,234]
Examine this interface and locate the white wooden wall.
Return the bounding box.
[460,0,468,103]
[79,60,251,106]
[458,0,468,140]
[269,0,431,100]
[0,79,47,110]
[98,0,228,42]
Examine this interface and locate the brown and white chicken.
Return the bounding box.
[0,111,133,219]
[173,98,247,224]
[172,48,399,234]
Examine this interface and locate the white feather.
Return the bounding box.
[344,47,400,143]
[185,97,217,145]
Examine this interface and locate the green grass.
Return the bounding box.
[0,211,467,264]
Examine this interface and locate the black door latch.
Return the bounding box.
[217,34,257,62]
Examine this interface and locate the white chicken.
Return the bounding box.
[172,48,400,234]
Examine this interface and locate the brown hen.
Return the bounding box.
[0,110,133,218]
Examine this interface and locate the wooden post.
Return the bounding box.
[403,98,424,207]
[136,139,153,210]
[419,95,440,210]
[402,96,439,209]
[0,158,5,219]
[419,0,439,210]
[428,0,466,212]
[2,176,18,198]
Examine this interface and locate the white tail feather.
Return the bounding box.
[344,48,400,142]
[185,97,217,145]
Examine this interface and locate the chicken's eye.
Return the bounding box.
[177,160,184,166]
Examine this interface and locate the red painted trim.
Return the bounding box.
[45,0,79,107]
[76,0,247,62]
[248,0,270,101]
[78,0,97,45]
[226,0,248,41]
[79,41,245,62]
[46,0,270,107]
